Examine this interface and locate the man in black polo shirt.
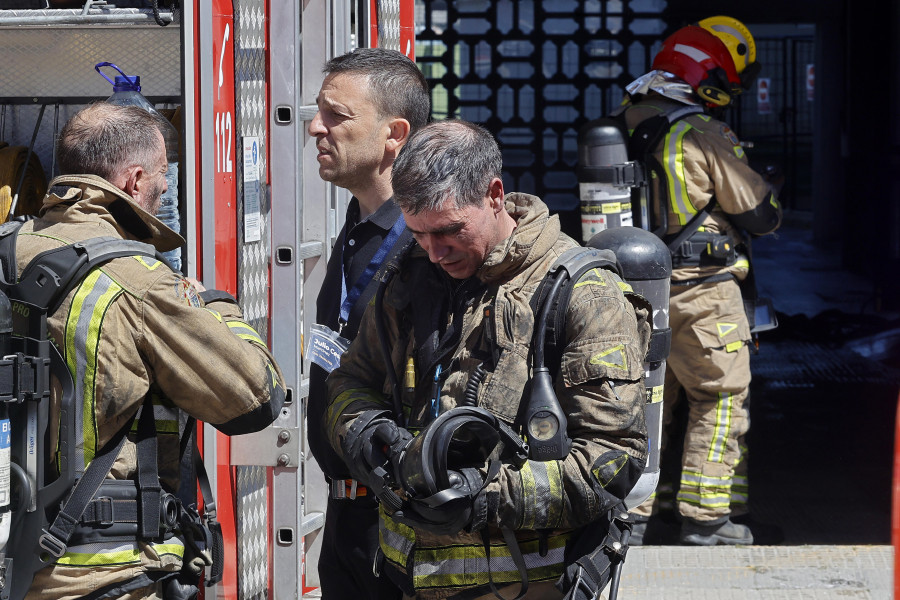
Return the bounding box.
[306,48,430,599]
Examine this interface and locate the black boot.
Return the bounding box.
[679,516,753,546]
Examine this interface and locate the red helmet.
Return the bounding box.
[652,25,743,107]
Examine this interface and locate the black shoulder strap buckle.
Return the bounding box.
[0,352,50,403]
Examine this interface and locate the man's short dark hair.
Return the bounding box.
[392,120,502,215]
[324,48,431,133]
[57,102,168,180]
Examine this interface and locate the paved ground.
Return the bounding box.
[616,545,893,599]
[615,213,900,597]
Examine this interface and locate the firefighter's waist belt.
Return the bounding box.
[69,480,180,544]
[671,231,736,267]
[328,477,368,500]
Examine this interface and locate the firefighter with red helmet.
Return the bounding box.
[621,17,782,545]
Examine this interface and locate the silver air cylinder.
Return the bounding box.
[577,118,634,243]
[587,226,671,509]
[0,290,11,593]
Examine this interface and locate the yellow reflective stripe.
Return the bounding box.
[573,268,607,288]
[64,269,123,471]
[411,533,569,590]
[130,419,180,435]
[681,469,733,486]
[132,255,163,270]
[128,398,180,434]
[267,362,280,389]
[725,340,744,353]
[734,258,750,270]
[226,320,265,345]
[19,231,68,243]
[707,391,733,462]
[591,452,629,488]
[677,488,732,509]
[519,460,565,530]
[57,541,184,566]
[204,308,223,322]
[589,344,627,371]
[663,120,695,226]
[616,280,633,293]
[678,467,733,509]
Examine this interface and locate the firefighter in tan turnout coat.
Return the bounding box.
[326,120,650,599]
[622,17,783,545]
[20,103,285,599]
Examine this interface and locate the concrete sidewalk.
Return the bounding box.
[615,545,892,599]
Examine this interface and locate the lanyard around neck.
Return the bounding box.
[339,213,406,330]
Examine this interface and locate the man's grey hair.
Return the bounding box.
[392,120,502,215]
[324,48,431,133]
[57,102,169,180]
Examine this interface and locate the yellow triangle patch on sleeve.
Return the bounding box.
[590,344,627,370]
[716,322,738,338]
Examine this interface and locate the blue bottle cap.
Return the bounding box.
[112,75,141,93]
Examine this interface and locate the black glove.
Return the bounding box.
[341,410,412,491]
[393,467,491,535]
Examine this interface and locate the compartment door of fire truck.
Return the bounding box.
[0,0,413,597]
[209,0,415,597]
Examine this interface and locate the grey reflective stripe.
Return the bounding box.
[379,511,415,568]
[731,475,749,505]
[414,545,565,579]
[673,43,713,64]
[66,270,123,475]
[519,460,564,530]
[136,404,179,420]
[707,391,734,462]
[411,537,568,589]
[225,320,265,345]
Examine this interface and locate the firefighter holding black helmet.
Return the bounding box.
[325,120,652,599]
[619,17,783,545]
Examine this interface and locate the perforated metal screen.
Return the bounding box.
[415,0,668,212]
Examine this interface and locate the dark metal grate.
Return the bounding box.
[415,0,668,212]
[752,338,900,388]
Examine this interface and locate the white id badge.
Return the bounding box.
[306,323,351,373]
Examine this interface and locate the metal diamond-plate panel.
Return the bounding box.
[235,466,268,600]
[233,1,270,598]
[235,0,269,335]
[416,0,667,212]
[378,0,402,51]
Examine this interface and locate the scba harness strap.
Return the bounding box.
[0,222,222,600]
